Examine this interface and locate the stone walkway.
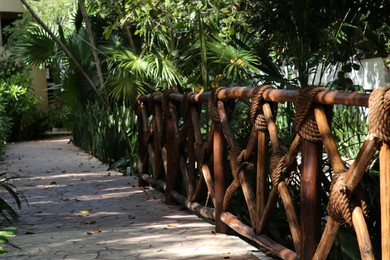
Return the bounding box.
[0,137,272,259]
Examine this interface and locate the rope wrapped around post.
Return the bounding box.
[181,92,197,125]
[270,152,297,188]
[162,90,176,118]
[295,86,326,142]
[327,171,368,226]
[250,85,278,131]
[368,86,390,144]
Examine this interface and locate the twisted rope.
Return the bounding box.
[229,146,254,179]
[250,85,277,131]
[295,86,326,142]
[269,151,297,188]
[162,90,176,117]
[181,92,195,120]
[208,87,225,122]
[327,171,368,225]
[368,86,390,144]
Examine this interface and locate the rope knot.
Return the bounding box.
[327,171,368,226]
[229,147,254,178]
[295,86,326,142]
[208,87,225,122]
[270,152,287,187]
[250,85,277,131]
[368,86,390,144]
[181,92,196,126]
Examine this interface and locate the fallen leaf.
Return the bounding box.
[80,220,96,225]
[167,223,177,228]
[79,210,91,216]
[86,228,101,235]
[128,215,135,219]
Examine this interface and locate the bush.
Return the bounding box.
[0,65,48,143]
[73,102,138,173]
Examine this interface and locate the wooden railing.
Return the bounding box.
[136,86,390,259]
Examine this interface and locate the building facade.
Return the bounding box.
[0,0,48,108]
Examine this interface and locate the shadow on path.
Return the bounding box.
[0,137,270,259]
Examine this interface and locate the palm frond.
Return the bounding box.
[145,52,183,88]
[14,24,55,67]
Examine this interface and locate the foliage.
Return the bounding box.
[73,102,138,173]
[0,172,27,224]
[0,227,17,256]
[0,58,46,142]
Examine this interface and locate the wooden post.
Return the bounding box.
[137,103,149,187]
[381,142,390,260]
[153,104,163,180]
[255,131,267,234]
[300,140,322,259]
[165,102,178,204]
[214,122,229,233]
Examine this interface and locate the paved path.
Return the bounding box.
[0,137,272,259]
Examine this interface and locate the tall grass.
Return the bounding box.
[72,102,138,172]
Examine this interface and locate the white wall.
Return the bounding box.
[309,57,390,90]
[0,0,24,13]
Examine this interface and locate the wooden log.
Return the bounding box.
[137,102,149,187]
[314,107,346,172]
[191,167,206,202]
[217,101,238,149]
[258,187,279,234]
[263,103,280,153]
[221,212,298,260]
[191,105,203,145]
[161,146,168,178]
[278,181,301,254]
[140,88,370,107]
[179,155,190,196]
[238,169,257,228]
[352,206,374,259]
[255,130,268,234]
[165,102,178,204]
[153,104,163,180]
[284,134,301,166]
[170,190,215,220]
[380,142,390,260]
[313,217,341,259]
[244,128,259,160]
[344,138,377,193]
[187,122,196,200]
[140,173,167,191]
[201,164,216,206]
[300,140,322,259]
[214,122,229,233]
[223,178,240,211]
[147,143,156,176]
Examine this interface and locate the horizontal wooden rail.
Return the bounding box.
[137,86,388,259]
[139,87,369,107]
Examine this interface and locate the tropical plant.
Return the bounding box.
[73,102,138,172]
[0,227,17,256]
[0,172,27,224]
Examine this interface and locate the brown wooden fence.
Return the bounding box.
[136,86,390,259]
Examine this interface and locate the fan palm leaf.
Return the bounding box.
[208,33,260,80]
[14,24,55,67]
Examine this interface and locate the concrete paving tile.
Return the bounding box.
[0,137,274,259]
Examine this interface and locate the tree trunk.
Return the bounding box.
[78,0,105,91]
[20,0,108,109]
